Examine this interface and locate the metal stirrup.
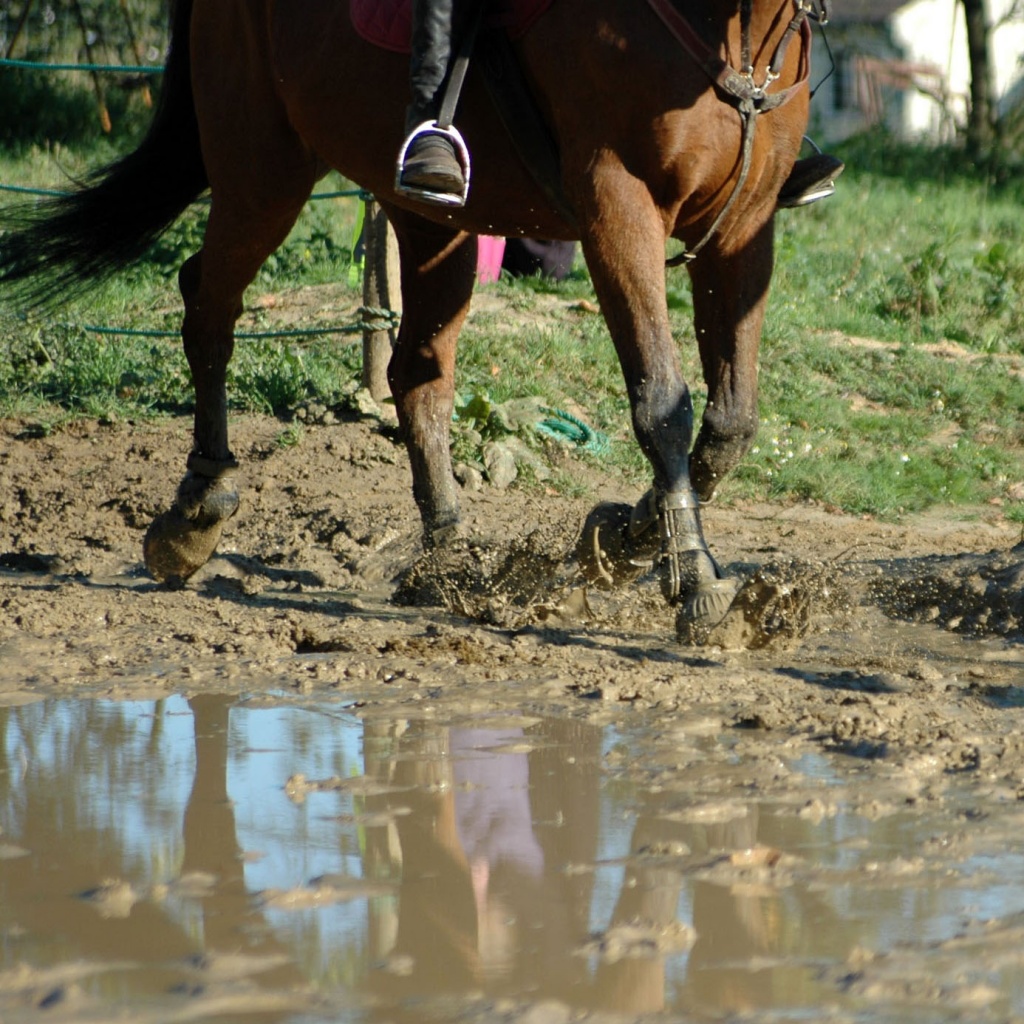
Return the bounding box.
[395,122,472,208]
[395,2,484,208]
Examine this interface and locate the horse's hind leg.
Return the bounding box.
[139,1,319,582]
[688,224,774,503]
[383,210,476,545]
[143,188,311,583]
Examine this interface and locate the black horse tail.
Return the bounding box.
[0,0,206,307]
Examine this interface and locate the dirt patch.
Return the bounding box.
[3,408,1023,772]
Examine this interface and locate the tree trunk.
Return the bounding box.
[961,0,995,155]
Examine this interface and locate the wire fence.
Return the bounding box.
[0,51,389,345]
[0,181,373,202]
[0,55,163,73]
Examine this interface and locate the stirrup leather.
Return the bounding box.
[395,121,471,208]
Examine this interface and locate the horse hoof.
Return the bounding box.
[143,506,225,584]
[675,576,741,644]
[576,502,649,589]
[424,518,464,550]
[176,471,239,521]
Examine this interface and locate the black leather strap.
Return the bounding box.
[436,2,486,129]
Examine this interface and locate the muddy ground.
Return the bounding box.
[3,402,1024,716]
[3,402,1024,1022]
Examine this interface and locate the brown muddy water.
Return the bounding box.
[3,695,1024,1024]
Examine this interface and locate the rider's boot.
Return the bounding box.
[777,152,845,208]
[398,0,466,198]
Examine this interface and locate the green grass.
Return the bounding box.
[2,130,1024,519]
[769,132,1024,352]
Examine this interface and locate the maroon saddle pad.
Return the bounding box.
[351,0,555,53]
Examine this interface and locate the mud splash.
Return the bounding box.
[873,542,1024,638]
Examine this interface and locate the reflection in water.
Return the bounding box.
[0,697,1023,1022]
[453,729,545,982]
[360,718,602,1017]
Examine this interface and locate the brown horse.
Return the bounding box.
[0,0,820,636]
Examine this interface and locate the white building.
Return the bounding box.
[809,0,1024,140]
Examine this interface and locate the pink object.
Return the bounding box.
[476,236,506,285]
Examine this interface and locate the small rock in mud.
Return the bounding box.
[78,878,140,918]
[729,845,784,868]
[577,918,696,962]
[483,441,518,490]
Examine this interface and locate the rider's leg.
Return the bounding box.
[399,0,466,195]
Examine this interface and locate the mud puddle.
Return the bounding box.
[2,695,1024,1023]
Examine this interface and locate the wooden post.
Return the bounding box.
[119,0,152,107]
[71,0,111,132]
[361,198,402,403]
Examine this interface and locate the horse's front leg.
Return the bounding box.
[577,174,736,627]
[385,214,476,546]
[688,222,774,503]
